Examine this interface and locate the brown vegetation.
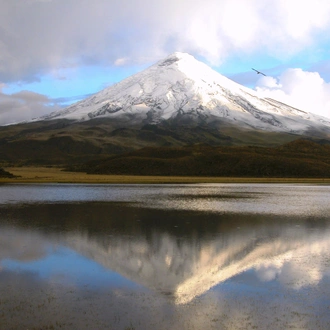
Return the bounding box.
[2,166,330,184]
[1,118,330,179]
[71,139,330,178]
[0,167,15,178]
[0,119,298,166]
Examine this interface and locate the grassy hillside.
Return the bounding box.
[71,139,330,178]
[0,119,300,166]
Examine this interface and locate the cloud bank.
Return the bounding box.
[1,0,330,123]
[256,69,330,118]
[0,86,61,125]
[1,0,330,82]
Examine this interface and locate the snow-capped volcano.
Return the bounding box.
[43,52,330,134]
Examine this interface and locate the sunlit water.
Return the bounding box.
[0,183,330,329]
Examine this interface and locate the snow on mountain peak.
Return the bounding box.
[41,52,330,134]
[157,52,192,66]
[156,52,238,90]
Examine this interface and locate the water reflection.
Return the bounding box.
[0,185,330,329]
[2,183,330,216]
[64,216,330,305]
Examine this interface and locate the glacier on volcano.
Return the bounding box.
[41,52,330,134]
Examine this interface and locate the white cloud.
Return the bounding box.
[0,87,61,125]
[1,0,330,123]
[255,69,330,117]
[1,0,330,82]
[114,57,130,66]
[278,0,330,39]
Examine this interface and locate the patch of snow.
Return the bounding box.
[39,52,330,134]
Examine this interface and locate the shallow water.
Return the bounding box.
[0,183,330,329]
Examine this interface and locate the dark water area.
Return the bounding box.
[0,184,330,329]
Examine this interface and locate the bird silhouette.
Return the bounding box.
[252,68,266,76]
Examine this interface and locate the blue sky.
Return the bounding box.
[1,0,330,125]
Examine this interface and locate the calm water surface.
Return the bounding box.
[0,183,330,329]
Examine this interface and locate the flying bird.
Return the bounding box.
[252,68,266,76]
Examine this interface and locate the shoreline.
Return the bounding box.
[1,166,330,184]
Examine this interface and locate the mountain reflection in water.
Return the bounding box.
[0,184,330,329]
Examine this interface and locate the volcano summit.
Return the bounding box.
[42,52,330,135]
[2,52,330,168]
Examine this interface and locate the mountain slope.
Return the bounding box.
[71,139,330,178]
[1,52,330,168]
[42,52,330,135]
[0,117,300,166]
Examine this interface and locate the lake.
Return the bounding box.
[0,183,330,329]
